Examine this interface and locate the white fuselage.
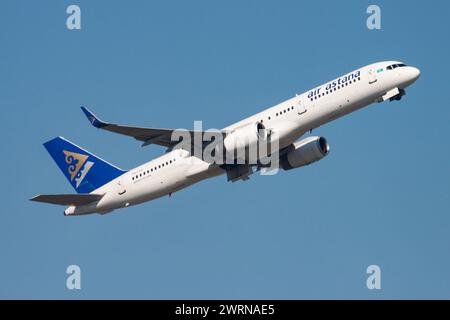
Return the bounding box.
[65,61,420,215]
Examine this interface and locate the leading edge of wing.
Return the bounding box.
[80,106,225,148]
[80,106,181,145]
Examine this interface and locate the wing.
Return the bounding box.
[30,194,104,206]
[81,106,224,148]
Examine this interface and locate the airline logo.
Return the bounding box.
[308,70,361,98]
[88,115,96,125]
[63,150,94,188]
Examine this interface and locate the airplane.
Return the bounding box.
[31,61,420,216]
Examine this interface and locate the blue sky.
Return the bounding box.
[1,0,449,299]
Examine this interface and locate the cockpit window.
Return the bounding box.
[387,63,407,70]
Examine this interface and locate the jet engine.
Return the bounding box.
[280,136,330,170]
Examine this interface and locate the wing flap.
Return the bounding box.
[30,194,104,206]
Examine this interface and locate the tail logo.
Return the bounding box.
[88,115,96,125]
[63,150,94,188]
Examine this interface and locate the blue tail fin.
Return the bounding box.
[43,137,126,193]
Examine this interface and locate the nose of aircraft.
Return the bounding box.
[409,66,421,82]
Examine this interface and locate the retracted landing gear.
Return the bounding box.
[389,88,406,101]
[377,87,406,102]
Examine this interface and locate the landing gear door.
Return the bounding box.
[368,69,377,84]
[296,100,307,115]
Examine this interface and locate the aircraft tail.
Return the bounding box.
[43,137,126,193]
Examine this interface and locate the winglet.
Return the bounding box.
[81,106,108,128]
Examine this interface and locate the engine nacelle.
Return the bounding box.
[223,122,267,161]
[280,136,330,170]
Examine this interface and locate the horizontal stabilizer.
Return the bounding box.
[30,194,104,206]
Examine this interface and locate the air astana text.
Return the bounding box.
[308,70,361,98]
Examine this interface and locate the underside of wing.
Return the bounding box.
[81,106,224,149]
[30,194,104,206]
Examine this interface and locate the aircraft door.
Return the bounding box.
[117,180,126,195]
[296,100,307,115]
[368,69,377,84]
